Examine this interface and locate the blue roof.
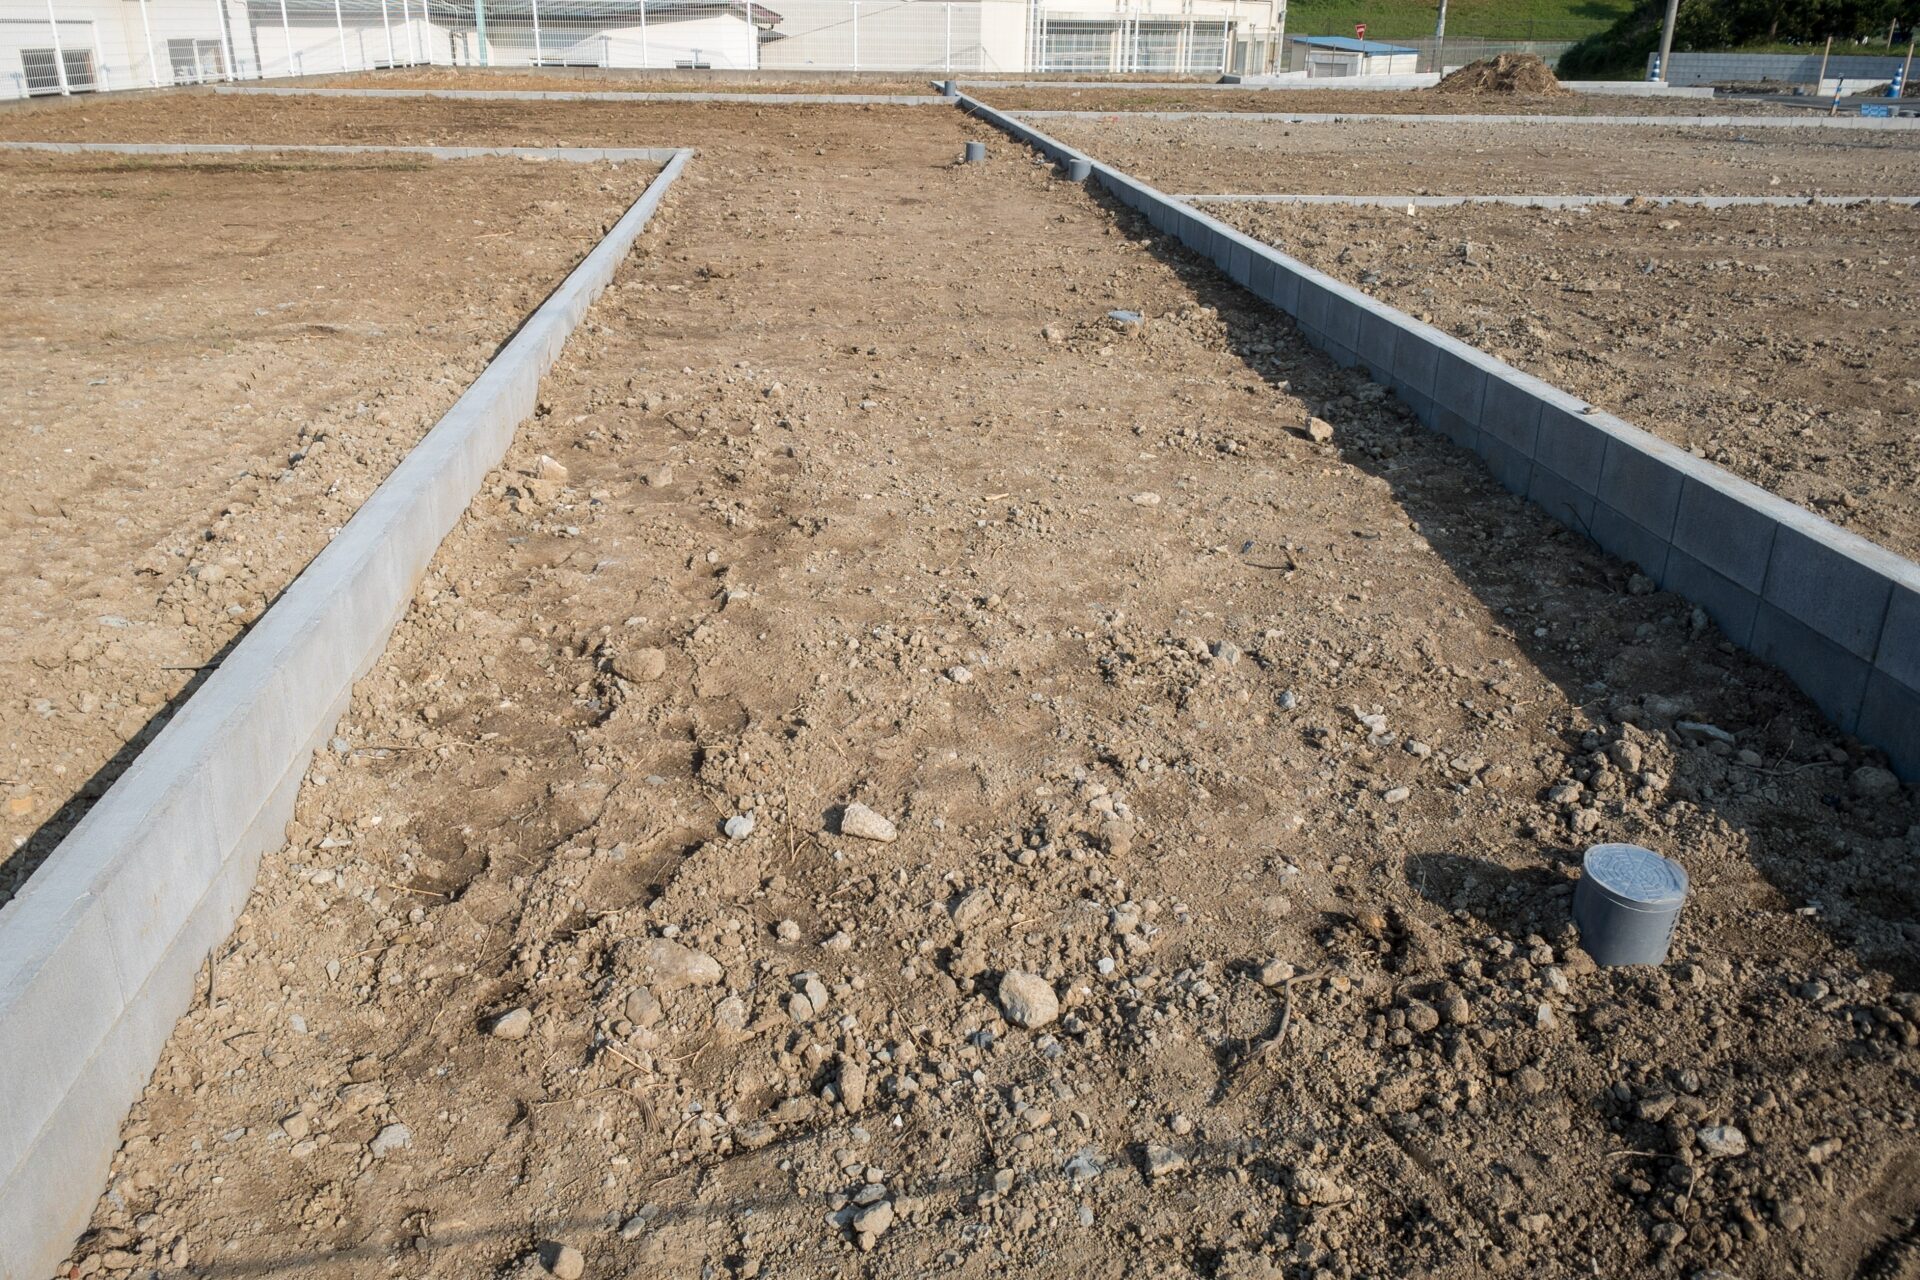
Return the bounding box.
[1291,35,1419,54]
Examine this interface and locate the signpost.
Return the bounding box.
[1355,22,1366,39]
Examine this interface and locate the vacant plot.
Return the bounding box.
[1039,116,1920,195]
[320,68,947,94]
[34,96,1918,1280]
[1215,200,1920,558]
[0,151,657,905]
[985,86,1799,115]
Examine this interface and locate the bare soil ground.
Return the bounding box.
[1038,116,1920,196]
[0,151,658,905]
[28,97,1919,1280]
[321,68,947,94]
[983,86,1801,116]
[1213,201,1920,559]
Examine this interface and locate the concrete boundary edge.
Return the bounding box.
[0,139,683,163]
[0,147,694,1280]
[213,85,950,105]
[1014,108,1920,129]
[1174,193,1920,208]
[955,90,1920,780]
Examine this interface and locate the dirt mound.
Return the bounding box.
[1432,52,1570,96]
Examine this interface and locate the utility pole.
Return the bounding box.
[1434,0,1446,41]
[1653,0,1679,82]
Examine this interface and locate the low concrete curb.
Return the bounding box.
[0,147,693,1280]
[1174,193,1920,208]
[956,91,1920,779]
[0,139,683,163]
[213,85,949,105]
[1017,108,1920,129]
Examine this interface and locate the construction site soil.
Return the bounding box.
[982,87,1801,116]
[4,96,1916,1280]
[0,149,657,906]
[1214,201,1920,559]
[1039,115,1920,196]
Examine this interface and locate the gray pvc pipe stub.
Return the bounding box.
[1065,157,1093,182]
[1573,843,1689,966]
[964,141,987,163]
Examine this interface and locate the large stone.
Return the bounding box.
[629,938,722,991]
[839,802,898,843]
[998,971,1059,1029]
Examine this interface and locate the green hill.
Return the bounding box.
[1286,0,1637,42]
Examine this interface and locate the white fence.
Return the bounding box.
[1,0,1284,95]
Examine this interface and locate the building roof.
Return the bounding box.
[1290,35,1420,55]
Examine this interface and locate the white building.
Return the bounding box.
[3,0,1281,97]
[1286,34,1416,77]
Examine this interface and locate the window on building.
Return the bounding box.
[1187,23,1227,73]
[1043,23,1110,73]
[168,38,227,84]
[1135,25,1179,73]
[20,47,96,95]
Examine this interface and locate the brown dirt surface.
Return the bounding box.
[30,95,1920,1280]
[1036,116,1920,196]
[1213,200,1920,560]
[0,150,658,905]
[979,87,1801,116]
[1432,53,1570,97]
[320,68,947,94]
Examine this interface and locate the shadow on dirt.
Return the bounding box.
[1077,180,1919,992]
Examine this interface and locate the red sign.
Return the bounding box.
[1355,22,1367,38]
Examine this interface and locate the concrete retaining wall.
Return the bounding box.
[1656,50,1910,86]
[0,147,693,1280]
[1175,193,1920,208]
[214,85,950,103]
[955,92,1920,780]
[1016,107,1920,128]
[0,139,684,162]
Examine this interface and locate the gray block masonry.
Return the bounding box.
[1016,108,1920,130]
[1654,51,1912,86]
[215,86,951,105]
[954,91,1920,781]
[0,148,694,1280]
[0,140,683,164]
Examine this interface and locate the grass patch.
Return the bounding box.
[1287,0,1635,42]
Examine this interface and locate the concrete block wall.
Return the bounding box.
[955,93,1920,780]
[0,149,694,1280]
[1654,51,1908,86]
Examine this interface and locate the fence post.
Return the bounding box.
[851,0,859,72]
[475,0,490,65]
[44,0,70,94]
[138,0,161,85]
[638,0,648,65]
[381,0,395,67]
[745,0,754,69]
[213,0,238,81]
[278,0,295,76]
[945,2,952,72]
[405,0,421,63]
[531,0,543,65]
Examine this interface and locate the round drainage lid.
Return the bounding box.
[1582,843,1688,908]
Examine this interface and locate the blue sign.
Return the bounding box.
[1861,104,1893,117]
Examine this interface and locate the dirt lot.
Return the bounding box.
[983,86,1800,116]
[1040,116,1920,196]
[321,68,947,94]
[28,97,1919,1280]
[0,151,658,905]
[1213,200,1920,559]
